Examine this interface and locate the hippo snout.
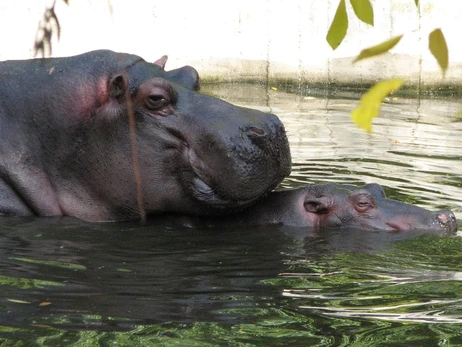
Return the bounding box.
[178,100,291,210]
[209,114,290,203]
[434,210,458,234]
[244,113,290,171]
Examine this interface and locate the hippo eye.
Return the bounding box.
[146,94,169,111]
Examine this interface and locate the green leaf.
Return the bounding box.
[429,28,448,75]
[351,79,405,133]
[326,0,348,50]
[354,35,403,62]
[414,0,419,6]
[7,299,31,304]
[350,0,374,25]
[10,257,86,270]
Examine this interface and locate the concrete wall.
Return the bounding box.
[1,0,461,90]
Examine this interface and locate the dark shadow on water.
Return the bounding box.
[0,216,453,335]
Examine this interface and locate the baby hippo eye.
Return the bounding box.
[355,199,374,212]
[350,191,375,212]
[146,94,169,111]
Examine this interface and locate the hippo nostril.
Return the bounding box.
[247,126,268,142]
[248,126,266,136]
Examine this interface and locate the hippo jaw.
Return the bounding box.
[188,148,231,205]
[190,176,237,206]
[187,146,283,209]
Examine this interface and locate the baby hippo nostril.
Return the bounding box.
[437,214,449,224]
[435,210,458,233]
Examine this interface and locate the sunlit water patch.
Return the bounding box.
[0,84,461,346]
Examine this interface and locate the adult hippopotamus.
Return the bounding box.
[0,50,291,221]
[177,183,458,233]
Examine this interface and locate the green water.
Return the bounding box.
[0,84,461,346]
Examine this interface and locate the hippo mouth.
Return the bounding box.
[191,175,235,206]
[187,148,261,208]
[190,174,258,208]
[385,211,458,233]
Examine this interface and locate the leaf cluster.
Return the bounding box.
[326,0,449,132]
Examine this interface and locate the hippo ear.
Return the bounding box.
[154,55,168,69]
[109,74,128,99]
[304,198,329,214]
[166,66,201,91]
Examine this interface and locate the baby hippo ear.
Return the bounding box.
[154,55,168,70]
[362,183,386,198]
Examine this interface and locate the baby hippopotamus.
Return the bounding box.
[177,183,458,233]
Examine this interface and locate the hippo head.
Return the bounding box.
[56,52,291,221]
[301,183,458,233]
